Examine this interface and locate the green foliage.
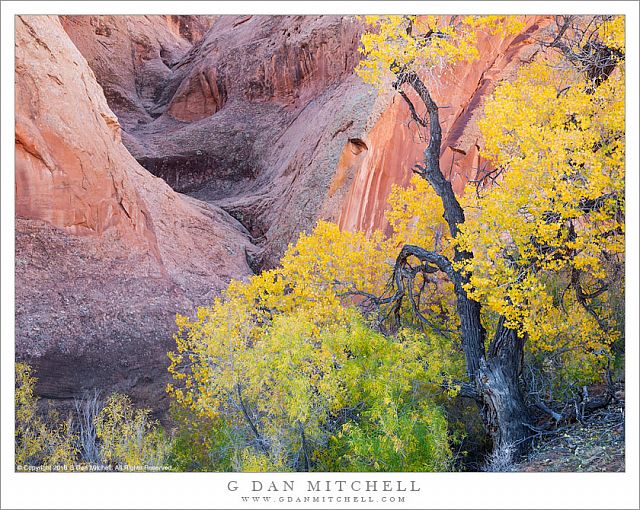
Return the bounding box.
[94,394,170,470]
[168,232,458,471]
[320,401,451,472]
[15,363,78,467]
[16,16,625,474]
[167,405,234,471]
[15,363,170,471]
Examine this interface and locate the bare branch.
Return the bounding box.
[534,399,563,422]
[398,90,428,128]
[235,383,269,453]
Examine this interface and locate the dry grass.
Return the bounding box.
[482,443,516,472]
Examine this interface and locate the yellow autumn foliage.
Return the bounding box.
[94,394,169,469]
[356,15,524,89]
[456,46,624,356]
[15,363,78,468]
[167,15,624,471]
[15,363,170,471]
[356,14,624,379]
[168,222,458,471]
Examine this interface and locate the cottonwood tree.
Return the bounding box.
[168,15,624,470]
[168,224,454,471]
[356,15,624,458]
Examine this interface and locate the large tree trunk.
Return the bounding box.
[454,282,486,379]
[476,318,531,459]
[476,358,530,456]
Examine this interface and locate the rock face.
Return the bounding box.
[63,15,551,261]
[62,15,376,269]
[15,16,254,417]
[337,16,552,234]
[16,15,550,416]
[59,15,216,129]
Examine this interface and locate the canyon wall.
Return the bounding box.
[16,15,550,416]
[62,15,377,269]
[15,16,254,417]
[63,15,551,260]
[336,16,552,234]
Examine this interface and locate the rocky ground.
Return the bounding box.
[517,396,625,472]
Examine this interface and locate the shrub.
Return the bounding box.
[15,363,170,471]
[94,394,169,470]
[15,362,78,468]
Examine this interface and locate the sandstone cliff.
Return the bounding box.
[336,16,552,234]
[63,15,551,262]
[16,16,254,416]
[62,15,377,269]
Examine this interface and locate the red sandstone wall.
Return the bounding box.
[337,16,552,234]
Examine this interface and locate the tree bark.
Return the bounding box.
[477,318,530,455]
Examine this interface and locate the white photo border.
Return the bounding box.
[1,2,638,509]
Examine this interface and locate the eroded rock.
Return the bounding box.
[64,15,376,269]
[336,16,553,234]
[15,16,254,419]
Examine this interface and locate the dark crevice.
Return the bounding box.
[224,206,268,243]
[136,152,256,193]
[348,137,368,153]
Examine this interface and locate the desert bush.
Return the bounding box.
[167,404,235,471]
[15,362,78,468]
[168,221,461,472]
[94,393,170,470]
[169,306,456,472]
[15,363,170,471]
